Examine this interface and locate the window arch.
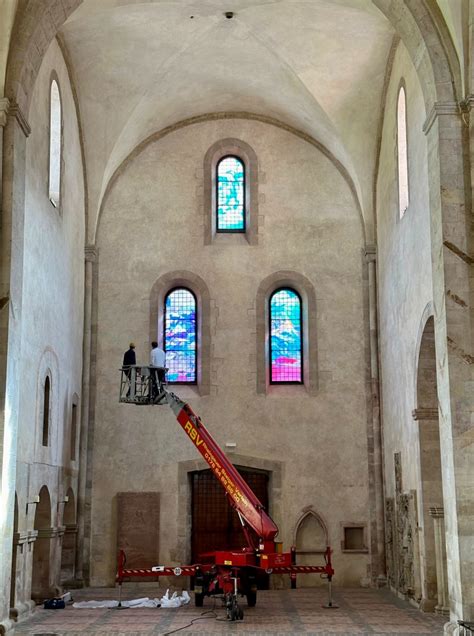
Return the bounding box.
[397,85,409,218]
[216,155,245,232]
[203,138,259,245]
[48,78,62,207]
[42,375,51,446]
[269,288,303,384]
[164,287,197,383]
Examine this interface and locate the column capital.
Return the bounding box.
[423,101,462,135]
[364,244,376,263]
[7,100,31,137]
[85,245,98,262]
[412,408,439,421]
[429,506,444,519]
[0,97,10,127]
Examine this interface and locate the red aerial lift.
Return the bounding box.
[117,366,336,620]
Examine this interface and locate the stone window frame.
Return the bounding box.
[150,271,211,396]
[70,393,80,463]
[163,286,198,385]
[35,348,59,461]
[396,79,410,220]
[48,71,63,211]
[341,522,368,553]
[256,271,318,395]
[204,138,258,245]
[269,287,304,385]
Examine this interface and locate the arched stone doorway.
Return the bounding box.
[294,508,328,587]
[31,486,52,601]
[60,489,77,585]
[413,316,447,613]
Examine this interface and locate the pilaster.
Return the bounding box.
[423,101,473,621]
[0,105,29,636]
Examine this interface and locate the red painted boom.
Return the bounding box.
[167,392,278,543]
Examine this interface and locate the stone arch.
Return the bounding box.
[256,271,318,395]
[61,488,77,584]
[94,112,367,246]
[149,271,211,396]
[293,507,329,588]
[412,310,446,611]
[31,486,52,600]
[203,137,259,245]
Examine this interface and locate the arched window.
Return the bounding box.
[49,79,62,207]
[269,288,303,384]
[397,86,409,218]
[216,155,245,232]
[42,376,51,446]
[164,288,197,383]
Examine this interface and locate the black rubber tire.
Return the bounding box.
[194,593,204,607]
[246,591,257,607]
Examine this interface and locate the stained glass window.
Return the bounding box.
[216,156,245,231]
[270,289,303,383]
[164,288,197,383]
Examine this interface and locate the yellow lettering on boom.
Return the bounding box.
[184,421,204,447]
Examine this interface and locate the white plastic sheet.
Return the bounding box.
[72,590,191,609]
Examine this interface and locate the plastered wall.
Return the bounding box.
[377,42,432,498]
[376,41,434,597]
[92,118,372,587]
[13,37,85,597]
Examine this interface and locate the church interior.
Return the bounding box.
[0,0,473,634]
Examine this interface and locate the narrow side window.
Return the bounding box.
[70,402,77,461]
[397,86,409,218]
[216,156,245,232]
[269,289,303,384]
[164,288,197,383]
[42,376,51,446]
[49,79,62,207]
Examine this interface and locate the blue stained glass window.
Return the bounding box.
[217,156,245,231]
[164,288,197,383]
[270,289,303,383]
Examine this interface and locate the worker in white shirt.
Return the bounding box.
[150,341,166,398]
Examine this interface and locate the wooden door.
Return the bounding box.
[191,466,269,588]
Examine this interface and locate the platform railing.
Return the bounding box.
[119,366,167,405]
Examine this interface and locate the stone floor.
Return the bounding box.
[13,586,447,635]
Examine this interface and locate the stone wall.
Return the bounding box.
[10,38,85,617]
[376,40,439,607]
[91,117,372,587]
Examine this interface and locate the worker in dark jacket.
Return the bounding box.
[123,342,136,368]
[122,343,136,397]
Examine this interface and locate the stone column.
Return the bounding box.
[0,100,30,636]
[23,531,37,612]
[75,245,97,585]
[412,407,442,611]
[423,103,474,621]
[429,506,449,616]
[364,244,386,585]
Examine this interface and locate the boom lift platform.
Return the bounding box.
[117,366,336,621]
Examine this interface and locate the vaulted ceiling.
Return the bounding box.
[59,0,396,238]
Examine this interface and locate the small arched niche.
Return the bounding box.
[294,508,328,588]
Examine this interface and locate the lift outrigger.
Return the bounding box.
[117,366,336,621]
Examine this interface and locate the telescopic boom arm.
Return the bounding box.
[166,391,279,546]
